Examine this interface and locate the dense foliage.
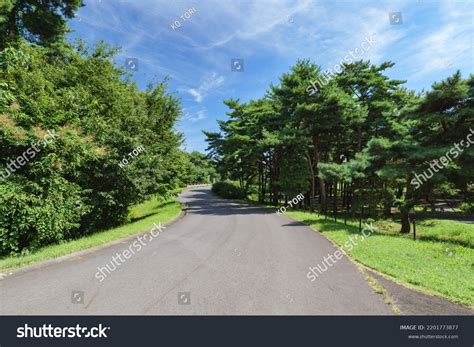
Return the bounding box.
[0,0,83,50]
[206,60,474,233]
[0,39,192,255]
[211,181,247,199]
[182,151,218,184]
[0,0,220,255]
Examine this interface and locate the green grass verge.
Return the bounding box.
[286,210,474,307]
[317,214,474,247]
[0,197,182,272]
[371,217,474,247]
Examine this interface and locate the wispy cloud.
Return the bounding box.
[71,0,474,152]
[408,1,473,78]
[182,109,207,123]
[185,72,225,102]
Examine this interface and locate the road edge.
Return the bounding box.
[279,210,474,313]
[0,205,188,280]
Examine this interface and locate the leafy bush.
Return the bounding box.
[459,202,474,214]
[182,151,217,184]
[212,181,247,199]
[0,40,188,255]
[0,178,85,254]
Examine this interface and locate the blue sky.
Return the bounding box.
[68,0,473,153]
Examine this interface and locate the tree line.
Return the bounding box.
[0,0,213,255]
[205,60,473,233]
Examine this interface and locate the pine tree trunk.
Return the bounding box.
[400,207,411,234]
[305,152,316,212]
[357,124,362,151]
[400,178,418,234]
[2,1,21,51]
[258,159,263,203]
[262,160,267,204]
[313,134,326,213]
[269,153,279,205]
[342,182,346,208]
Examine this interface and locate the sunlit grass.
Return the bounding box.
[291,211,474,247]
[0,197,182,272]
[286,210,474,307]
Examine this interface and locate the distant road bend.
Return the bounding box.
[0,187,392,315]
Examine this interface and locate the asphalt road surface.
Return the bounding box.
[0,188,392,315]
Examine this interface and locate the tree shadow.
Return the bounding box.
[130,201,177,222]
[179,188,274,216]
[180,189,473,248]
[294,217,473,248]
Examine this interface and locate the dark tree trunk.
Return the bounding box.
[258,159,262,203]
[313,134,326,213]
[400,206,411,234]
[305,152,316,212]
[262,160,267,204]
[342,182,346,208]
[383,202,392,217]
[400,177,419,234]
[269,153,279,205]
[1,1,22,51]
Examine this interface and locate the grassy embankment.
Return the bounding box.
[285,210,474,307]
[0,196,182,272]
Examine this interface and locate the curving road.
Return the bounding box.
[0,188,392,315]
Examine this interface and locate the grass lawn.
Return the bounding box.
[371,217,474,247]
[286,210,474,307]
[0,197,182,272]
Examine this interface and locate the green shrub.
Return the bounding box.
[0,178,85,255]
[211,181,247,199]
[459,202,474,213]
[0,41,187,255]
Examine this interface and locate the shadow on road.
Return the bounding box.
[181,188,274,216]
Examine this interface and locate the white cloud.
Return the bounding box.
[195,0,314,50]
[408,1,473,78]
[187,89,204,103]
[74,0,474,153]
[186,72,225,102]
[182,109,207,123]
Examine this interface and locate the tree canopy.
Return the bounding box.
[0,0,83,50]
[206,60,474,233]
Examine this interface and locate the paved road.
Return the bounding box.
[0,188,391,315]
